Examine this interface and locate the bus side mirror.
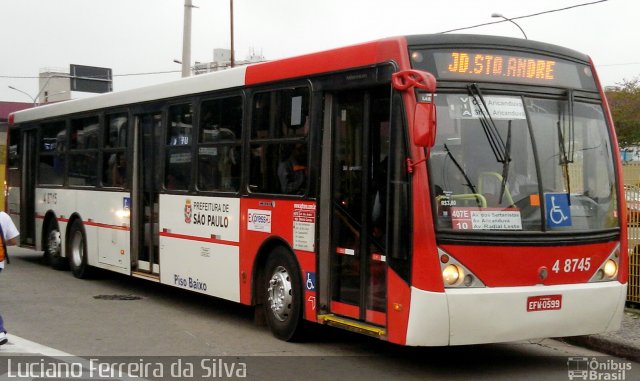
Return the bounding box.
[391,70,437,148]
[413,101,436,147]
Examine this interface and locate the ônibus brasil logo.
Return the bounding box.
[184,199,192,223]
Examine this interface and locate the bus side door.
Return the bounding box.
[322,85,391,326]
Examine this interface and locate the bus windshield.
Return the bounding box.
[429,91,619,233]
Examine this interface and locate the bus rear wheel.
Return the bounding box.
[67,220,92,279]
[262,247,303,341]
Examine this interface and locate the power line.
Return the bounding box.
[114,70,181,77]
[0,0,620,82]
[0,70,181,80]
[439,0,608,34]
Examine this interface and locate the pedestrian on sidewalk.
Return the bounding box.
[0,211,19,346]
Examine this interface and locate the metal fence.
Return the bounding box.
[623,163,640,305]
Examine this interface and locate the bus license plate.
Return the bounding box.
[527,295,562,312]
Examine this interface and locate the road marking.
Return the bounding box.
[0,334,74,356]
[0,335,150,381]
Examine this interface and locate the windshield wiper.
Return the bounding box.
[557,120,572,198]
[567,90,575,162]
[499,122,512,204]
[444,144,477,194]
[468,84,508,163]
[468,84,515,205]
[557,90,575,198]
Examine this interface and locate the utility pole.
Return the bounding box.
[230,0,235,68]
[182,0,195,77]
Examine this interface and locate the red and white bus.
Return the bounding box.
[7,34,627,345]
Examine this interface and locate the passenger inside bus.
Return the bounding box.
[277,143,307,194]
[108,153,126,187]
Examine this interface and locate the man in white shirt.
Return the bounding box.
[0,211,20,346]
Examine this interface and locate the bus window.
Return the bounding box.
[68,152,98,186]
[165,147,191,190]
[249,87,309,194]
[70,116,99,149]
[38,121,67,186]
[167,104,192,145]
[7,128,21,188]
[103,113,128,188]
[69,116,99,187]
[200,96,242,142]
[105,114,128,149]
[8,128,20,169]
[197,96,242,192]
[252,89,308,139]
[165,104,193,190]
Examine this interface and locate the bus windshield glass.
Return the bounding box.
[428,91,618,233]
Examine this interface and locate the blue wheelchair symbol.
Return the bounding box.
[305,272,316,291]
[545,193,571,228]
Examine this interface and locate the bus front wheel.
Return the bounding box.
[262,247,303,341]
[44,220,67,270]
[67,220,92,279]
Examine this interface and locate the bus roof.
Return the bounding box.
[10,36,410,125]
[11,65,247,124]
[405,34,590,63]
[10,34,590,125]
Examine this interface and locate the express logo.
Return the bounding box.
[184,199,192,223]
[248,213,271,224]
[247,209,272,233]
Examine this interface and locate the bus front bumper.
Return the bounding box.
[405,282,627,346]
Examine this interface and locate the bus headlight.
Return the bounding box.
[443,264,464,286]
[589,244,621,283]
[438,248,485,288]
[603,259,618,278]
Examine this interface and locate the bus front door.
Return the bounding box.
[132,112,162,277]
[21,129,37,247]
[326,87,390,327]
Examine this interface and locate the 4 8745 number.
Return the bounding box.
[551,258,591,273]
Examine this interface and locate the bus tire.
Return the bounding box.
[262,247,304,341]
[44,220,67,270]
[67,220,92,279]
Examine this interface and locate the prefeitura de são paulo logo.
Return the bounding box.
[184,199,192,223]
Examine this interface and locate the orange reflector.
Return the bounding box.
[393,303,403,312]
[530,194,540,206]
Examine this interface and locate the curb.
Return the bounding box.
[561,308,640,363]
[561,335,640,363]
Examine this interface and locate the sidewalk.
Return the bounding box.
[563,308,640,362]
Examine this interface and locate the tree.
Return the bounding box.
[606,77,640,147]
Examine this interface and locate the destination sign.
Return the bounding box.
[411,49,597,90]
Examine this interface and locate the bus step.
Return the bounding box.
[131,271,160,282]
[317,314,386,338]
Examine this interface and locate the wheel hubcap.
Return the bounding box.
[267,266,293,322]
[47,230,61,256]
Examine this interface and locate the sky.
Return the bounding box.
[1,0,638,103]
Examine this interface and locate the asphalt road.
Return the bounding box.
[1,247,638,381]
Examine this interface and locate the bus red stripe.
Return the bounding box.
[85,221,129,231]
[159,231,239,246]
[35,215,129,231]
